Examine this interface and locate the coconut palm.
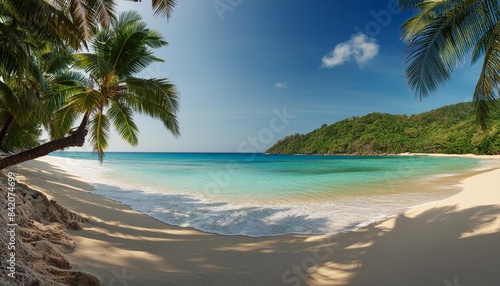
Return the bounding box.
[0,0,110,147]
[399,0,500,128]
[0,11,179,169]
[0,0,177,73]
[0,47,81,150]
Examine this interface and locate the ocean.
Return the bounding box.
[47,152,483,236]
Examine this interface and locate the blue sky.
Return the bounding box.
[84,0,481,152]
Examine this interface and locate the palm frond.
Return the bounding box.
[107,12,167,78]
[75,53,114,79]
[89,110,110,163]
[108,100,138,145]
[143,29,169,48]
[124,77,180,136]
[6,0,84,49]
[0,81,24,122]
[471,24,495,64]
[50,104,79,139]
[473,21,500,129]
[152,0,177,18]
[42,71,87,124]
[401,1,442,42]
[68,0,116,40]
[39,48,75,75]
[403,0,490,99]
[0,23,31,76]
[398,0,427,11]
[113,10,142,30]
[49,71,88,87]
[68,89,105,111]
[90,0,116,28]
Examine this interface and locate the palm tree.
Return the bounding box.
[0,0,178,167]
[399,0,500,128]
[0,45,78,150]
[0,0,112,148]
[125,0,177,18]
[0,0,177,73]
[0,11,179,169]
[0,43,88,150]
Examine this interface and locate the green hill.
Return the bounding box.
[266,102,500,155]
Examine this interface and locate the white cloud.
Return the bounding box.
[322,34,379,68]
[275,82,288,89]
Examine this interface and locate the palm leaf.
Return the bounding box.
[50,104,79,139]
[124,77,179,111]
[42,71,87,124]
[113,10,142,30]
[473,21,500,128]
[0,81,24,122]
[403,0,490,99]
[6,0,84,49]
[401,1,442,42]
[152,0,177,18]
[398,0,428,11]
[68,89,105,111]
[89,110,110,163]
[75,53,115,79]
[107,13,167,78]
[39,48,76,75]
[124,77,180,136]
[66,0,116,40]
[108,100,139,145]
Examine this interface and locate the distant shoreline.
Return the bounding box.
[400,152,500,159]
[44,150,500,160]
[266,151,500,159]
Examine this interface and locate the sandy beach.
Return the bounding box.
[8,155,500,285]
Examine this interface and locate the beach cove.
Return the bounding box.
[4,154,500,285]
[40,152,489,237]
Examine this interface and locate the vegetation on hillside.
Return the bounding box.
[267,102,500,155]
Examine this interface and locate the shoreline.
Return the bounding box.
[9,155,500,285]
[400,152,500,159]
[42,153,486,237]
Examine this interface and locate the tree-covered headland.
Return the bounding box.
[267,102,500,155]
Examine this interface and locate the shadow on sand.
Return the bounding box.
[305,204,500,286]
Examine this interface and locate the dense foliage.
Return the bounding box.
[0,3,180,169]
[267,102,500,155]
[0,117,41,152]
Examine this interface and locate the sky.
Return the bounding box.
[75,0,483,153]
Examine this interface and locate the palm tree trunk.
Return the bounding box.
[0,114,89,170]
[0,114,15,150]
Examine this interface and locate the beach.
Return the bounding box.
[6,155,500,285]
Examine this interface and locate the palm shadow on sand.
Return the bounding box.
[307,205,500,286]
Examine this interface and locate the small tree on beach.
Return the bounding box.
[0,11,179,168]
[399,0,500,128]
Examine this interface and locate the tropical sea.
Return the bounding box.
[47,152,484,237]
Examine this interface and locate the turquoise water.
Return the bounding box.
[48,152,482,236]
